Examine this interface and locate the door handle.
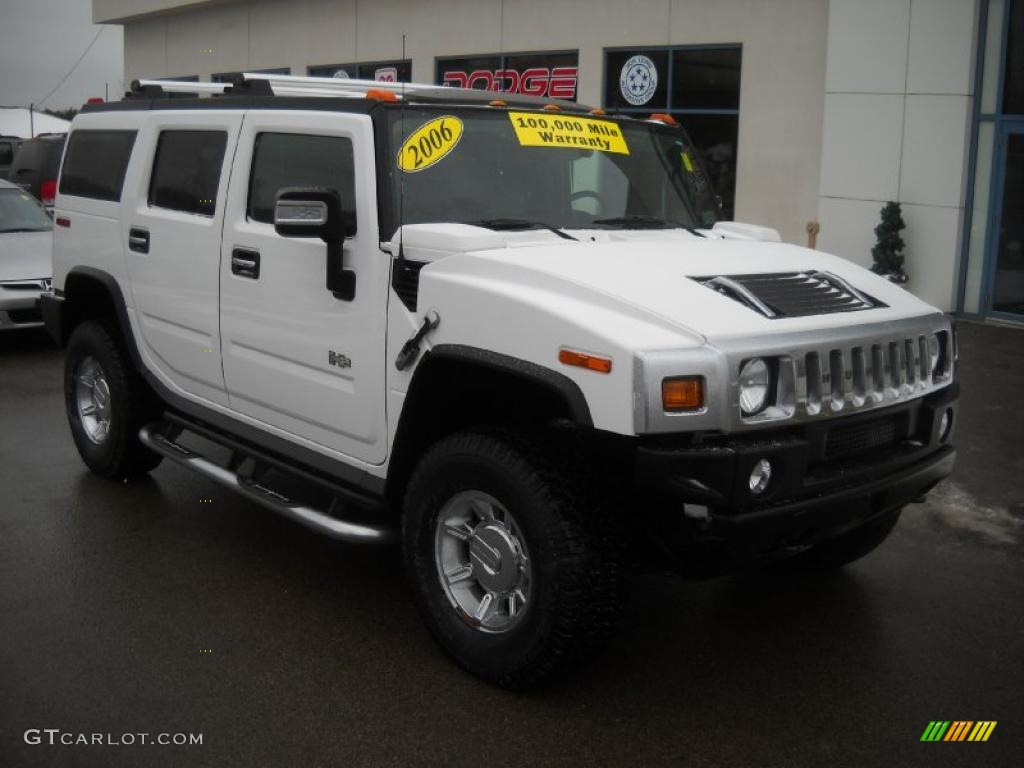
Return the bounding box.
[231,248,260,279]
[128,227,149,254]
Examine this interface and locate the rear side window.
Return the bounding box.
[0,142,13,164]
[247,132,356,231]
[59,130,136,201]
[148,130,227,216]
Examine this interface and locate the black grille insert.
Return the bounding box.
[7,307,42,324]
[694,271,886,318]
[824,416,899,460]
[391,259,425,312]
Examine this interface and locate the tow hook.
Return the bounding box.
[395,310,440,370]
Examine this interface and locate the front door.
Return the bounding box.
[219,111,389,465]
[126,112,243,406]
[988,126,1024,319]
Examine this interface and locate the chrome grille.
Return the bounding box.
[792,330,952,419]
[0,278,51,291]
[695,271,886,318]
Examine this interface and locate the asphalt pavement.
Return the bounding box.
[1,321,1021,768]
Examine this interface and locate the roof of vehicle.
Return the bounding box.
[80,72,600,117]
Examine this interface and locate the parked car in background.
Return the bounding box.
[0,135,23,180]
[0,179,53,330]
[8,133,66,211]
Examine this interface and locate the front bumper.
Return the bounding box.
[634,383,958,575]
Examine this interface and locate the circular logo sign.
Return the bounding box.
[619,55,658,106]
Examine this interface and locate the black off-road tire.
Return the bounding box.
[792,507,903,570]
[402,430,623,689]
[64,320,163,480]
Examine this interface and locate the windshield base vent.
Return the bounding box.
[392,259,425,312]
[694,271,886,319]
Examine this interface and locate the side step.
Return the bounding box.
[138,423,395,544]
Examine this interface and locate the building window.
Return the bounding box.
[247,132,356,232]
[436,50,579,101]
[148,130,227,216]
[603,45,741,218]
[212,67,290,83]
[59,130,137,202]
[308,60,411,83]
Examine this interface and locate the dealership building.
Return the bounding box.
[94,0,1021,322]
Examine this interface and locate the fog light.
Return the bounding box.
[939,408,953,442]
[749,458,772,495]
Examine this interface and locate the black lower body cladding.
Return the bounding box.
[633,385,959,576]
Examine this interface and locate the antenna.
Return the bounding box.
[398,33,407,262]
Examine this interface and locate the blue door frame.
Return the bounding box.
[982,121,1024,322]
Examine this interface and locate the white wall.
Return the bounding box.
[117,0,828,245]
[817,0,978,311]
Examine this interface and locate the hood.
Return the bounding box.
[0,230,52,282]
[397,224,940,343]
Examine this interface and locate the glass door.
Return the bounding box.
[989,126,1024,318]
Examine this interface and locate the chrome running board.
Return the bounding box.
[139,423,394,544]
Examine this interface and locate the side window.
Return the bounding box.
[0,142,13,165]
[148,130,227,217]
[247,133,356,232]
[59,130,137,201]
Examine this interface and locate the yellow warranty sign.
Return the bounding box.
[508,112,629,155]
[397,115,464,172]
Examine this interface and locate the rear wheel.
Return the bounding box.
[64,320,162,479]
[402,430,622,689]
[792,507,903,570]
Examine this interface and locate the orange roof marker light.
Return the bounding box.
[559,348,612,374]
[588,107,606,116]
[488,99,508,107]
[648,113,678,126]
[542,103,562,112]
[366,88,398,102]
[662,376,705,412]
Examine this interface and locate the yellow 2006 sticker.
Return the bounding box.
[508,111,629,155]
[397,116,464,172]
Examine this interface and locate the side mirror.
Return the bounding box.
[274,187,356,301]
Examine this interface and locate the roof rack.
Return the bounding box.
[126,72,589,111]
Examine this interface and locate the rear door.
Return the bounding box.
[125,112,243,406]
[219,111,389,464]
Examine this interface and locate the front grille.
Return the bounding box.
[7,307,42,324]
[695,271,885,318]
[796,331,951,418]
[824,416,898,459]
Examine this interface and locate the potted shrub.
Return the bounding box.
[870,201,909,284]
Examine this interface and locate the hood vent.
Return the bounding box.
[694,271,885,319]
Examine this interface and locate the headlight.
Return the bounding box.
[739,358,771,415]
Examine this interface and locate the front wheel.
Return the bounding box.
[402,431,621,689]
[64,320,162,480]
[791,507,903,570]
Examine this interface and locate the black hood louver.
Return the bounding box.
[694,271,886,319]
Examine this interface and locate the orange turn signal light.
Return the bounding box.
[488,99,508,107]
[588,107,606,116]
[662,376,704,411]
[649,112,678,125]
[559,348,612,374]
[366,88,398,102]
[542,103,562,112]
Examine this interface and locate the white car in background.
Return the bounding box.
[0,179,52,330]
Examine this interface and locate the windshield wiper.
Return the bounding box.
[592,215,705,237]
[468,218,578,241]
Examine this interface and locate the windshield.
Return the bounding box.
[0,189,52,233]
[383,106,720,237]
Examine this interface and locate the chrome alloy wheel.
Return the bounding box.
[434,490,532,634]
[74,356,112,444]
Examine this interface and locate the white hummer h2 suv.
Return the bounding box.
[42,73,958,688]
